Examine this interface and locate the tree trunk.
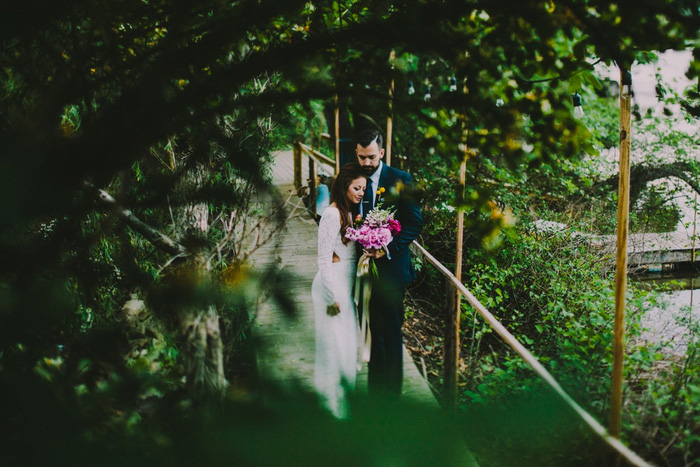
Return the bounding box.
[180,303,227,394]
[173,162,228,395]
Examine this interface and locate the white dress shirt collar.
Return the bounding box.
[370,161,383,187]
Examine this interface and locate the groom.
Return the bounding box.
[356,128,423,397]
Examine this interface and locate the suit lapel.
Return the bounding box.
[376,163,391,205]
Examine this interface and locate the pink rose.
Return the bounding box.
[388,219,401,235]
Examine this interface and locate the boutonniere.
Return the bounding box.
[375,186,386,203]
[354,214,363,227]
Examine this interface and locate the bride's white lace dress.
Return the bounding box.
[312,206,358,419]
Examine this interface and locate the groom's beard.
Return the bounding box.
[362,166,378,176]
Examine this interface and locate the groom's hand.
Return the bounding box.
[364,248,386,259]
[327,303,340,316]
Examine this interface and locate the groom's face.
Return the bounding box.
[356,141,384,176]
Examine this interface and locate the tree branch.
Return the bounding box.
[594,160,700,201]
[84,181,187,257]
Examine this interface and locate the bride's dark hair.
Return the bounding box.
[330,163,367,244]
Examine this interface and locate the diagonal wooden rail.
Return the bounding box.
[411,241,650,467]
[264,145,651,466]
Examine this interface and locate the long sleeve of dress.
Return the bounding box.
[317,206,341,306]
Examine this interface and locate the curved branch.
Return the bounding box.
[593,161,700,200]
[84,181,187,257]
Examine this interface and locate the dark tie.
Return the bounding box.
[362,177,374,217]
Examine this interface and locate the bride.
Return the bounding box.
[312,163,367,419]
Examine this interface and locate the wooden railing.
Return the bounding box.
[292,141,336,217]
[411,241,649,467]
[291,140,649,465]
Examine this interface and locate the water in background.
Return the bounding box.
[638,273,700,354]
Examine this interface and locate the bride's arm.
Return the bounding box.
[317,207,340,310]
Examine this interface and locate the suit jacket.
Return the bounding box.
[370,164,423,289]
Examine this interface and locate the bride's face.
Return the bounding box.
[346,177,367,205]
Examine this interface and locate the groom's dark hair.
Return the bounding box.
[357,129,383,150]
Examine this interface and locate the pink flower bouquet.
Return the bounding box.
[345,206,401,259]
[346,206,402,367]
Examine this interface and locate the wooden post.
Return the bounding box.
[293,141,302,194]
[444,132,468,410]
[311,121,324,217]
[692,192,697,263]
[386,113,393,166]
[610,66,632,440]
[386,50,395,167]
[444,276,457,407]
[309,156,317,216]
[334,95,341,175]
[691,277,695,311]
[334,1,342,175]
[318,120,325,154]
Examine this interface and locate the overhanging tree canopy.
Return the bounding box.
[0,0,698,461]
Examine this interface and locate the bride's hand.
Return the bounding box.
[364,248,386,259]
[327,303,340,316]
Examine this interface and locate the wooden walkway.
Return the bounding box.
[251,151,440,403]
[249,150,479,465]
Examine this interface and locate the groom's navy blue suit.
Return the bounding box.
[364,163,423,396]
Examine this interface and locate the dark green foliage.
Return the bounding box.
[413,209,700,462]
[461,388,608,466]
[1,0,699,463]
[630,186,682,233]
[2,372,474,466]
[458,226,623,405]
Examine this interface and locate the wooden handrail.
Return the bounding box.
[290,134,646,463]
[298,142,336,169]
[293,141,336,217]
[411,240,650,467]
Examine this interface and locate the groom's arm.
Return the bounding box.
[387,172,422,257]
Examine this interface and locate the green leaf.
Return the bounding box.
[568,73,582,93]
